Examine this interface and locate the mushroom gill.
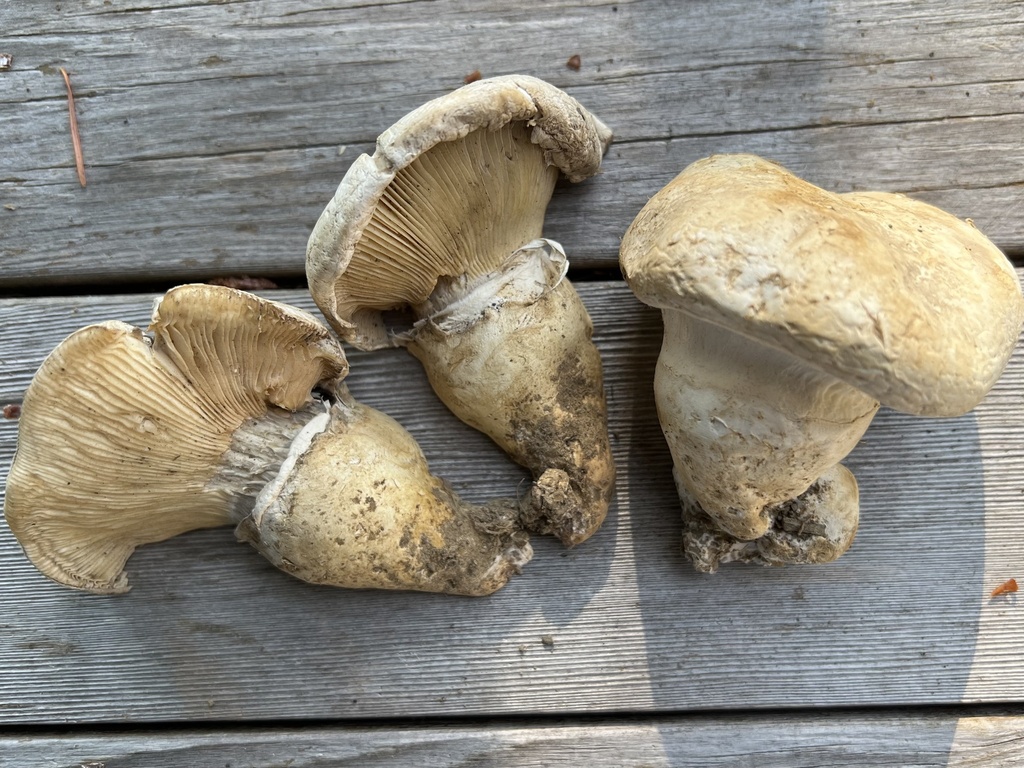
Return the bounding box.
[339,121,558,322]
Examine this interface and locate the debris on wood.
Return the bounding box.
[59,68,87,187]
[3,204,15,211]
[566,54,581,71]
[464,70,482,84]
[991,578,1018,598]
[0,54,13,71]
[208,275,279,290]
[3,404,22,419]
[540,634,555,648]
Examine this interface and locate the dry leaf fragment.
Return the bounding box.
[566,54,581,71]
[463,70,482,84]
[991,578,1018,598]
[0,54,13,71]
[59,68,86,187]
[3,404,21,419]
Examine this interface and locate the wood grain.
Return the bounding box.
[1,712,1023,767]
[2,0,1023,286]
[2,282,1024,723]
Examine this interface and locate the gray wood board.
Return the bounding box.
[1,283,1024,723]
[2,0,1024,286]
[2,712,1023,767]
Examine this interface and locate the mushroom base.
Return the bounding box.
[679,463,860,572]
[656,310,878,545]
[237,391,533,596]
[406,241,615,547]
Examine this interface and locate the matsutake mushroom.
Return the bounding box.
[620,154,1024,572]
[306,75,616,546]
[3,285,531,595]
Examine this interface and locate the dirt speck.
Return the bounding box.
[464,70,482,84]
[566,54,581,71]
[16,638,77,657]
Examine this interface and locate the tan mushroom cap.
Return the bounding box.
[621,154,1024,417]
[3,285,348,593]
[306,74,613,349]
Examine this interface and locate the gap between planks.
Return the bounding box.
[2,708,1024,768]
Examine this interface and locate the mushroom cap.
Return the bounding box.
[620,154,1024,417]
[3,285,348,593]
[306,74,613,349]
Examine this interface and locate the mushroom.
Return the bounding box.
[306,75,616,546]
[619,154,1024,571]
[3,284,531,595]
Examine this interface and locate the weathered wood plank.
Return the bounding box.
[1,712,1023,768]
[2,0,1023,286]
[1,282,1024,722]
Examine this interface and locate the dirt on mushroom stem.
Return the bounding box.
[509,349,615,545]
[408,271,615,548]
[681,468,857,573]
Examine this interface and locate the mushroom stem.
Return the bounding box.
[404,240,615,546]
[210,401,328,522]
[239,388,532,596]
[656,310,878,563]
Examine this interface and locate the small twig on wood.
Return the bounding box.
[59,67,87,187]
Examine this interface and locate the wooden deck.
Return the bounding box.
[3,0,1024,764]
